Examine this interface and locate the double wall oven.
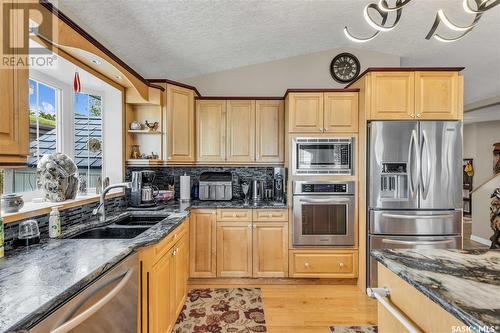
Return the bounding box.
[293,181,355,247]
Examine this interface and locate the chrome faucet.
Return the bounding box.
[92,182,132,222]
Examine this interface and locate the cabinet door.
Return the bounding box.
[288,93,324,133]
[255,100,284,163]
[226,100,255,162]
[173,234,188,317]
[189,209,217,278]
[196,100,226,162]
[370,72,415,120]
[415,71,459,120]
[0,0,29,163]
[166,85,195,163]
[216,221,253,277]
[323,92,358,133]
[253,222,288,278]
[150,247,175,333]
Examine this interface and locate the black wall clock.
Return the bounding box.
[330,53,360,84]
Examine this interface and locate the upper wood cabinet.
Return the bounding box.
[255,100,284,163]
[415,71,460,119]
[287,92,359,133]
[324,92,359,133]
[0,0,29,165]
[189,209,217,278]
[216,221,253,278]
[226,100,255,162]
[196,100,226,162]
[288,93,324,132]
[166,84,195,163]
[369,71,462,120]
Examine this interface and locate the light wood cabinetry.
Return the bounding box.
[289,250,358,278]
[196,100,226,162]
[173,233,189,315]
[253,221,288,278]
[0,0,29,165]
[150,246,175,333]
[324,92,359,133]
[288,93,324,133]
[253,209,288,222]
[255,100,284,163]
[226,100,255,162]
[189,209,217,278]
[166,84,195,163]
[216,208,252,222]
[377,264,464,332]
[369,71,462,120]
[217,221,253,277]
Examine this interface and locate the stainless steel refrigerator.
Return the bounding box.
[368,121,462,287]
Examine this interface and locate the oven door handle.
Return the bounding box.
[299,198,351,204]
[381,238,455,246]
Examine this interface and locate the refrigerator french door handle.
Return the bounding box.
[421,129,432,199]
[407,129,419,198]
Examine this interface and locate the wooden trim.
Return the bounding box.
[345,67,465,88]
[283,88,360,98]
[196,96,283,100]
[188,277,358,285]
[148,79,201,96]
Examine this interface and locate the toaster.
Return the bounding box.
[198,172,233,201]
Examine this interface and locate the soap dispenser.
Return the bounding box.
[49,206,61,238]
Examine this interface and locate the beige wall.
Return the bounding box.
[464,120,500,243]
[181,48,400,96]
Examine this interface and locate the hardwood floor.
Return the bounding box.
[187,282,378,333]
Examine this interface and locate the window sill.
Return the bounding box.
[1,191,125,224]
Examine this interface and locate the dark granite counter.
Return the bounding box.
[188,199,288,209]
[0,208,188,332]
[371,249,500,333]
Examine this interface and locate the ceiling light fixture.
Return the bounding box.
[91,59,102,65]
[115,75,123,80]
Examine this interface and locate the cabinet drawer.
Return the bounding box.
[289,250,357,278]
[216,209,252,221]
[154,221,188,260]
[253,209,288,221]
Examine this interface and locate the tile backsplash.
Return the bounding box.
[125,166,276,199]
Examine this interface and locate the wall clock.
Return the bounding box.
[330,53,360,83]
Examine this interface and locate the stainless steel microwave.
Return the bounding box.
[292,137,354,175]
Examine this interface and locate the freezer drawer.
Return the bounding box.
[368,235,462,287]
[370,209,462,235]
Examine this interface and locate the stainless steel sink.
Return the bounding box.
[70,226,149,239]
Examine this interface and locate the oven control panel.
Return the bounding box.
[293,181,355,195]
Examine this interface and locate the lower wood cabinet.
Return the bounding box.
[189,209,217,278]
[289,249,358,278]
[138,219,189,333]
[253,222,288,278]
[216,221,253,277]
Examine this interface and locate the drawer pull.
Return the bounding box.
[248,224,252,228]
[174,233,178,240]
[339,262,344,268]
[367,288,422,333]
[304,262,310,268]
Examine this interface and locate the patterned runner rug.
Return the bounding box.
[173,288,267,333]
[329,325,378,333]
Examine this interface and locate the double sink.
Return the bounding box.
[70,215,167,239]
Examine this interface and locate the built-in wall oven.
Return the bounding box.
[292,137,353,175]
[293,181,355,246]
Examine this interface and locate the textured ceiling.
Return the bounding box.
[55,0,500,104]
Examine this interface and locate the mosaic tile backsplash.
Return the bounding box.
[2,196,127,251]
[125,166,276,199]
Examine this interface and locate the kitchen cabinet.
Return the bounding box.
[226,100,255,162]
[255,100,284,163]
[196,100,226,162]
[189,209,217,278]
[150,246,175,333]
[166,84,195,163]
[289,249,358,278]
[369,71,462,120]
[216,221,253,277]
[173,233,189,316]
[253,221,288,278]
[288,93,324,133]
[216,208,252,222]
[0,0,29,165]
[324,92,359,133]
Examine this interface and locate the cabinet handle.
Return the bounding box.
[248,224,252,228]
[416,113,422,118]
[172,249,177,256]
[339,262,344,268]
[233,213,236,217]
[410,114,415,118]
[304,262,310,268]
[174,233,178,240]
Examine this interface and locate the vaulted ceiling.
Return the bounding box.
[55,0,500,104]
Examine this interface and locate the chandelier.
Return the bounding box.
[344,0,500,43]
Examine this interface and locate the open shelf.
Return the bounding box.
[128,130,162,134]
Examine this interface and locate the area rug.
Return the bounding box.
[173,288,267,333]
[329,325,378,333]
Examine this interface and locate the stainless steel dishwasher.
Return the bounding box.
[30,253,138,333]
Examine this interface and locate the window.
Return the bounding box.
[74,93,103,189]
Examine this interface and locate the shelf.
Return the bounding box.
[127,130,162,134]
[126,159,166,166]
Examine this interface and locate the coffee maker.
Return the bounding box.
[273,167,286,203]
[130,170,159,207]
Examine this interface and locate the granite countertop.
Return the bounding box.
[0,208,189,332]
[371,249,500,332]
[188,199,288,209]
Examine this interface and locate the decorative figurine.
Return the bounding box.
[37,153,78,202]
[78,174,87,196]
[489,188,500,249]
[131,145,141,159]
[145,120,159,132]
[129,120,142,130]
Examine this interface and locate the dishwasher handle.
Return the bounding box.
[51,269,133,333]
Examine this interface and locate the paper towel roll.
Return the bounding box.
[180,175,190,202]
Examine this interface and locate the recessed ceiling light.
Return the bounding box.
[115,75,123,80]
[91,59,102,65]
